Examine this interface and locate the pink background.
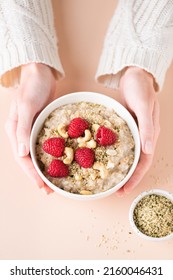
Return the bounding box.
[0,0,173,260]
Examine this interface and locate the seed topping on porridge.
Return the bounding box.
[36,102,135,194]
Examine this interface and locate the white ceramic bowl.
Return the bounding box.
[30,91,140,200]
[129,189,173,241]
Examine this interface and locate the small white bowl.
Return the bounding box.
[129,189,173,241]
[30,91,140,200]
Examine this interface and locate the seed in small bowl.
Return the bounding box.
[129,189,173,241]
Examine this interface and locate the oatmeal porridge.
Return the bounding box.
[36,102,135,195]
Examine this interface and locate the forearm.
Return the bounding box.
[0,0,64,87]
[96,0,173,91]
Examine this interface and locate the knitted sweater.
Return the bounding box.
[96,0,173,91]
[0,0,173,90]
[0,0,64,87]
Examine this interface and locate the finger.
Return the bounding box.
[116,187,125,197]
[7,131,52,193]
[136,104,154,155]
[42,182,54,195]
[122,101,160,196]
[5,96,18,159]
[123,153,153,194]
[16,100,35,157]
[116,153,153,197]
[15,155,53,194]
[152,99,160,147]
[17,155,45,188]
[5,109,45,191]
[5,98,51,193]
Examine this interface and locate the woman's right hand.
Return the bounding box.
[5,63,56,194]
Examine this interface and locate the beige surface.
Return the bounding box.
[0,0,173,260]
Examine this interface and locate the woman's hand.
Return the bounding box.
[5,63,56,194]
[116,67,160,196]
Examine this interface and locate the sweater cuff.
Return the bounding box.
[95,45,172,92]
[0,42,64,88]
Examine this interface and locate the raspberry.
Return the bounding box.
[75,147,95,168]
[42,137,65,157]
[47,159,69,177]
[96,126,117,146]
[68,117,89,138]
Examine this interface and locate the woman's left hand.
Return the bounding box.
[116,67,160,196]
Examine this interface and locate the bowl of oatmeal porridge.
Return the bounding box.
[129,189,173,241]
[30,92,140,200]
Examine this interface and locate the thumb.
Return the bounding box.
[16,102,35,157]
[137,108,154,155]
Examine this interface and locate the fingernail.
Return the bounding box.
[42,188,53,195]
[18,143,27,157]
[42,188,49,195]
[144,141,153,154]
[124,188,132,194]
[116,190,124,197]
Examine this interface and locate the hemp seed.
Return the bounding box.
[133,194,173,238]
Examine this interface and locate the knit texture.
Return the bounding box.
[96,0,173,91]
[0,0,64,87]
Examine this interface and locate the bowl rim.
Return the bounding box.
[129,188,173,241]
[30,91,141,200]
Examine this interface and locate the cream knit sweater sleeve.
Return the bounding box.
[96,0,173,91]
[0,0,64,87]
